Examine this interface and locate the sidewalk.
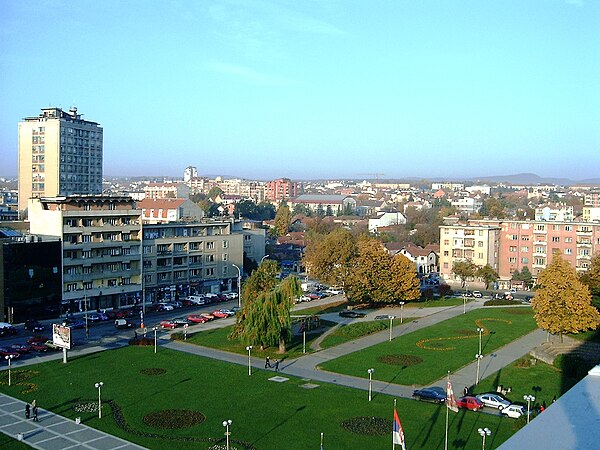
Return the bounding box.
[0,393,147,449]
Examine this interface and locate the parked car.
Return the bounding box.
[29,341,49,352]
[456,396,484,411]
[326,288,344,295]
[62,318,86,329]
[114,319,135,329]
[88,313,108,322]
[223,292,238,300]
[339,310,366,318]
[476,393,511,410]
[172,317,191,326]
[24,320,45,333]
[9,343,31,354]
[185,295,206,306]
[27,335,49,345]
[219,309,236,317]
[374,315,393,320]
[156,303,175,312]
[159,320,178,329]
[0,347,21,358]
[200,312,215,320]
[0,322,17,336]
[212,310,229,319]
[500,404,527,419]
[44,340,62,351]
[472,291,483,298]
[187,314,210,324]
[412,387,447,403]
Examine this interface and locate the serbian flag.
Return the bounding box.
[446,378,459,413]
[393,406,406,449]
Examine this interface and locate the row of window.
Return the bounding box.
[153,266,227,282]
[65,277,132,292]
[146,240,229,254]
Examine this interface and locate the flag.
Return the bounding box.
[446,378,459,413]
[393,406,406,449]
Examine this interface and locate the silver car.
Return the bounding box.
[476,393,511,410]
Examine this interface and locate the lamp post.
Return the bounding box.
[523,394,535,424]
[367,368,374,401]
[463,291,467,314]
[84,295,89,339]
[153,327,158,354]
[260,254,270,264]
[399,301,405,324]
[477,327,484,355]
[222,419,232,450]
[389,315,395,341]
[232,263,242,308]
[477,427,491,450]
[246,345,253,376]
[5,354,15,387]
[475,353,484,385]
[94,382,104,419]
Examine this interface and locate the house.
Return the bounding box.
[384,242,439,275]
[368,211,407,233]
[290,194,356,216]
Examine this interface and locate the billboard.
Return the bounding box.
[52,323,71,350]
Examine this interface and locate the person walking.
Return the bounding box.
[265,356,271,369]
[32,405,39,422]
[274,359,280,372]
[464,386,469,396]
[25,403,30,420]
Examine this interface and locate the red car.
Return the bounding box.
[10,343,31,354]
[200,313,215,321]
[211,310,229,319]
[29,341,49,352]
[27,335,49,345]
[187,314,210,324]
[160,320,178,329]
[0,348,20,359]
[456,396,484,411]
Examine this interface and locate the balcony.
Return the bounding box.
[533,229,547,234]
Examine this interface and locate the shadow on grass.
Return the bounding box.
[252,405,306,447]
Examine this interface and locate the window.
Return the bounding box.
[206,254,215,262]
[223,254,228,261]
[206,268,215,276]
[206,242,215,250]
[478,253,483,259]
[83,282,93,290]
[444,239,449,246]
[565,225,572,231]
[508,257,517,263]
[223,240,229,248]
[565,248,572,255]
[521,246,529,253]
[108,279,117,287]
[478,241,483,247]
[143,245,153,254]
[521,257,529,264]
[82,250,91,259]
[510,246,517,252]
[443,251,449,256]
[552,237,560,243]
[510,235,518,240]
[552,225,560,231]
[564,237,572,243]
[83,235,91,243]
[535,258,545,265]
[521,235,530,241]
[223,266,228,275]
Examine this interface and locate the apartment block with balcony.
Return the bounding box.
[28,195,142,313]
[439,224,501,281]
[266,178,297,202]
[141,220,243,303]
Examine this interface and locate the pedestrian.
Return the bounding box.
[31,399,36,408]
[265,356,271,368]
[552,396,556,403]
[274,359,280,372]
[25,403,30,420]
[32,405,39,422]
[464,386,469,396]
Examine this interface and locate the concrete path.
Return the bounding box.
[0,393,147,449]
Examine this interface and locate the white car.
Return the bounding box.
[326,288,344,295]
[500,404,527,419]
[298,295,312,302]
[472,291,483,298]
[476,393,511,410]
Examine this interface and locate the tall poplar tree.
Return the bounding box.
[531,253,599,342]
[274,202,291,237]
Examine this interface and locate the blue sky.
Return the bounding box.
[1,0,599,181]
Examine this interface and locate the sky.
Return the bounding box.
[1,0,599,181]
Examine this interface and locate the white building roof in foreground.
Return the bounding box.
[498,364,600,450]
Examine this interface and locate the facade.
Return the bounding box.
[28,196,143,313]
[183,166,198,182]
[368,212,407,233]
[18,107,103,213]
[137,198,204,224]
[535,205,574,222]
[144,183,190,199]
[141,220,244,302]
[290,194,356,215]
[451,197,483,215]
[0,234,62,323]
[582,206,600,223]
[266,178,298,202]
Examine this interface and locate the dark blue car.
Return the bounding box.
[412,386,447,404]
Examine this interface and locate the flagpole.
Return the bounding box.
[444,371,449,450]
[393,399,396,450]
[320,432,323,450]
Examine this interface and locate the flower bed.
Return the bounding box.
[340,416,392,435]
[139,368,167,376]
[143,409,206,429]
[377,354,423,366]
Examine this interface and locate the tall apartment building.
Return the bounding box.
[183,166,198,182]
[141,220,243,302]
[144,182,190,199]
[28,195,142,314]
[266,178,298,202]
[18,107,103,213]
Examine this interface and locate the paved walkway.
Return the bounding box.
[0,393,147,449]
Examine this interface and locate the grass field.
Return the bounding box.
[319,317,417,349]
[319,307,538,385]
[0,346,519,450]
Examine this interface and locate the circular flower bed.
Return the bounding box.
[377,354,423,366]
[143,409,206,429]
[73,401,99,413]
[456,329,478,336]
[341,416,391,435]
[140,368,167,376]
[206,445,241,450]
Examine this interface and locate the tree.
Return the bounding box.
[303,228,358,289]
[519,266,534,289]
[315,204,325,217]
[273,202,291,237]
[207,186,223,200]
[476,264,498,289]
[345,238,420,305]
[326,205,334,216]
[452,259,477,287]
[232,275,301,353]
[580,254,600,309]
[292,203,312,217]
[531,253,599,342]
[480,197,506,219]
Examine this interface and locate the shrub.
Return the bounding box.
[377,354,423,366]
[340,416,392,435]
[129,337,154,346]
[140,368,167,376]
[143,409,206,429]
[484,299,520,306]
[171,332,185,341]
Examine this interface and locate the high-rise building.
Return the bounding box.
[183,166,198,182]
[266,178,297,202]
[18,107,103,213]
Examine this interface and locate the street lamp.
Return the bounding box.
[153,327,158,354]
[477,327,485,355]
[260,254,270,264]
[246,345,253,376]
[222,419,232,450]
[232,263,242,308]
[367,368,375,401]
[463,291,467,314]
[94,382,104,419]
[388,315,395,341]
[399,301,405,324]
[477,427,491,450]
[475,353,484,385]
[523,394,535,424]
[5,354,15,386]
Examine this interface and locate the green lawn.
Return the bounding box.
[0,346,519,450]
[320,318,418,349]
[320,307,538,385]
[293,300,347,316]
[407,297,473,308]
[0,435,29,450]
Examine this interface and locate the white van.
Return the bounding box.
[186,295,206,305]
